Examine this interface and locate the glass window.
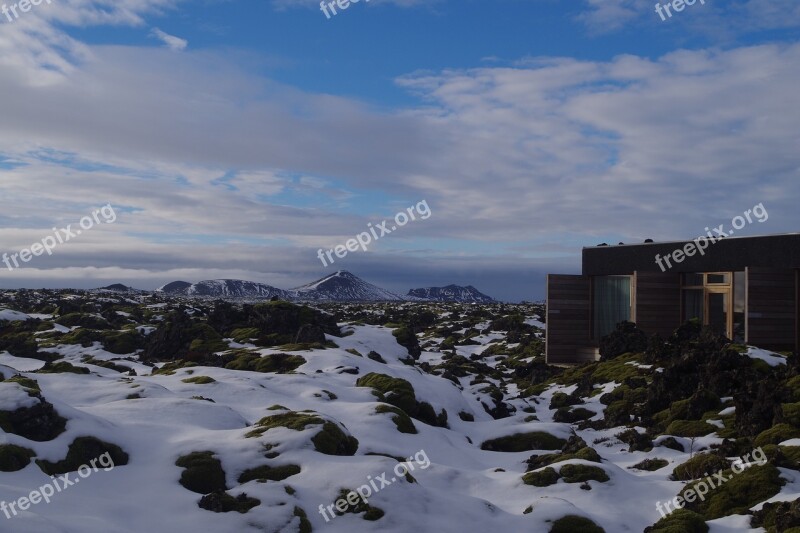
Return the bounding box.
[593,276,631,339]
[684,289,703,321]
[733,271,745,343]
[706,273,730,285]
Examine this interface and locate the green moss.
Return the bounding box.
[549,515,605,533]
[175,451,227,494]
[267,404,288,411]
[645,509,709,533]
[36,361,90,375]
[664,420,716,438]
[630,458,669,471]
[225,352,306,373]
[36,437,129,476]
[237,464,301,483]
[332,488,385,521]
[755,424,800,447]
[294,506,313,533]
[101,331,140,354]
[198,490,260,513]
[311,422,359,456]
[481,431,566,452]
[672,454,731,481]
[356,373,418,415]
[559,464,609,483]
[181,375,216,384]
[681,464,784,520]
[527,447,602,470]
[246,412,324,438]
[522,467,560,487]
[0,444,35,472]
[230,328,261,343]
[3,375,40,393]
[376,404,418,434]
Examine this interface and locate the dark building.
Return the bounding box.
[546,233,800,364]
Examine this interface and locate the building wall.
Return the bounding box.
[545,274,593,364]
[633,271,682,338]
[746,267,798,352]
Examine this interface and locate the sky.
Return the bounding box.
[0,0,798,302]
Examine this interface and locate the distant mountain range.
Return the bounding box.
[149,271,496,302]
[407,284,495,303]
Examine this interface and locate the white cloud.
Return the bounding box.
[150,27,187,51]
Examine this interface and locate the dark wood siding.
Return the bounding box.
[633,271,681,337]
[746,267,797,351]
[546,275,592,364]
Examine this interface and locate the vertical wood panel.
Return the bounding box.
[546,275,593,364]
[746,267,797,351]
[633,271,681,337]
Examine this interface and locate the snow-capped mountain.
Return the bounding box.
[407,284,496,303]
[158,279,294,300]
[292,270,404,301]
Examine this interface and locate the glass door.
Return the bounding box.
[705,289,731,337]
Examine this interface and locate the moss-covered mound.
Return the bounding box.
[559,463,609,483]
[671,453,731,481]
[237,464,301,484]
[246,412,325,438]
[224,352,306,373]
[37,436,129,475]
[36,361,91,374]
[376,404,418,434]
[526,446,601,471]
[175,451,228,494]
[481,431,566,452]
[311,422,360,456]
[181,375,216,384]
[755,424,800,447]
[198,490,260,513]
[680,464,785,520]
[751,498,800,533]
[246,411,359,456]
[0,444,35,472]
[549,515,605,533]
[0,393,67,441]
[332,488,385,521]
[630,458,669,471]
[356,372,447,427]
[644,509,709,533]
[522,467,560,487]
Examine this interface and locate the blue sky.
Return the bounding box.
[1,0,799,301]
